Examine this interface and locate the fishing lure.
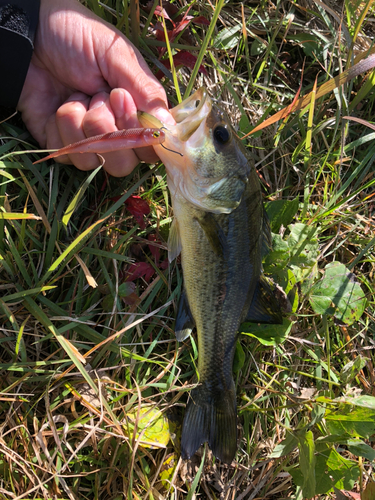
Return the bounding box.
[34,128,166,164]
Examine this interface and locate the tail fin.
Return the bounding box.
[181,382,237,463]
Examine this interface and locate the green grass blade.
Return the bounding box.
[62,165,101,227]
[186,447,206,499]
[184,0,226,98]
[39,217,106,285]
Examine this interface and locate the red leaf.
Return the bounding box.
[126,262,155,282]
[171,18,191,37]
[154,13,192,56]
[125,196,150,229]
[155,50,207,79]
[125,196,150,216]
[172,51,207,74]
[153,5,175,26]
[159,259,169,270]
[122,292,140,306]
[192,16,210,26]
[148,234,160,265]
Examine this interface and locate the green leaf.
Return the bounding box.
[269,431,298,458]
[251,38,267,56]
[325,405,375,438]
[271,268,299,313]
[159,453,178,490]
[39,217,106,285]
[118,282,136,298]
[233,340,246,373]
[265,198,299,233]
[264,223,319,288]
[309,262,367,325]
[288,33,324,58]
[102,294,116,312]
[297,430,316,499]
[314,444,359,494]
[290,444,359,495]
[310,404,326,426]
[345,439,375,461]
[342,395,375,409]
[213,24,242,50]
[288,223,319,267]
[340,355,369,384]
[1,286,56,303]
[264,233,290,271]
[0,212,41,220]
[126,406,171,449]
[299,262,319,295]
[240,318,293,346]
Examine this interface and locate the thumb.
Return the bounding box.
[95,32,175,125]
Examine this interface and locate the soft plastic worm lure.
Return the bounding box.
[33,128,166,164]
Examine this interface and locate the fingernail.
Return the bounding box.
[111,89,125,119]
[91,100,105,110]
[153,107,176,126]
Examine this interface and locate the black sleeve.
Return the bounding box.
[0,0,40,108]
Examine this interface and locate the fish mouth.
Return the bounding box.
[138,88,211,143]
[170,88,210,140]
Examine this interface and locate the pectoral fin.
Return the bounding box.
[195,213,228,259]
[245,275,283,324]
[175,289,195,341]
[168,218,182,262]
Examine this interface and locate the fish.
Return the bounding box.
[138,88,283,463]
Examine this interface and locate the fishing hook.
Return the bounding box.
[159,127,184,157]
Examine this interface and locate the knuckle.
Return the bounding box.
[104,151,138,177]
[70,153,100,171]
[56,97,89,123]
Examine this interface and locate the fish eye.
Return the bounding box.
[213,125,230,144]
[195,100,200,108]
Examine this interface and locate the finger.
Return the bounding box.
[110,88,159,165]
[96,35,175,126]
[83,92,141,177]
[45,113,70,164]
[55,93,101,170]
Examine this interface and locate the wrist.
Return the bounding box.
[0,0,40,108]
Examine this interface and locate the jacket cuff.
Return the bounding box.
[0,0,40,108]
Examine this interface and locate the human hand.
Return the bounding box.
[17,0,174,176]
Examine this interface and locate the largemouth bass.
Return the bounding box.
[139,88,282,463]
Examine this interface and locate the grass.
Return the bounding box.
[1,0,375,498]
